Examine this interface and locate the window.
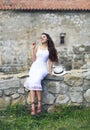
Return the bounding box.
[60,33,66,44]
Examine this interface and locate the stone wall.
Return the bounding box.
[0,10,90,109]
[0,11,90,73]
[0,69,90,109]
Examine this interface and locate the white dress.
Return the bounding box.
[24,48,49,91]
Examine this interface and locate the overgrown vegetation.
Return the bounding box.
[0,105,90,130]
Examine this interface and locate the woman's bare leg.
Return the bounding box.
[36,91,42,113]
[30,90,36,115]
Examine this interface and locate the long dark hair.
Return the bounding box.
[42,33,58,63]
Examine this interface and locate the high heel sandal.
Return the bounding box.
[31,102,36,115]
[37,101,42,114]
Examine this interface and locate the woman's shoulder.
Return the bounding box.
[37,45,42,50]
[35,45,40,49]
[35,45,42,52]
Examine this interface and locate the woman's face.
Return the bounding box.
[41,34,48,44]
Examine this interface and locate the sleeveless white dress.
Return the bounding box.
[24,48,49,91]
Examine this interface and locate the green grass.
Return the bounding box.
[0,105,90,130]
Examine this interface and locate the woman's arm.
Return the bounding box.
[31,43,38,62]
[48,59,53,76]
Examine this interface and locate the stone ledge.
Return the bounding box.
[0,70,90,109]
[0,72,64,81]
[44,74,64,81]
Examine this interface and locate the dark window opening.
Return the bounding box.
[60,33,66,44]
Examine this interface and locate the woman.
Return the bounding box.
[24,33,58,115]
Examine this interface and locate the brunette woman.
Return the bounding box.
[24,33,58,115]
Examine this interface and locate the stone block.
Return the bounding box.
[11,95,26,106]
[0,97,11,108]
[0,52,2,66]
[18,87,25,94]
[47,81,68,94]
[64,71,83,86]
[79,47,85,52]
[4,88,17,96]
[0,79,20,89]
[20,78,27,87]
[56,94,69,104]
[83,71,90,80]
[44,74,64,81]
[69,87,83,92]
[84,89,90,102]
[0,90,3,97]
[72,61,84,69]
[48,105,62,113]
[42,93,55,105]
[27,92,31,104]
[83,79,90,91]
[11,93,20,99]
[69,91,83,103]
[84,54,90,63]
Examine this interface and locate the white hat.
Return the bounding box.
[53,66,64,74]
[52,65,67,76]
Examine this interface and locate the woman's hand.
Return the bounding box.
[32,42,36,50]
